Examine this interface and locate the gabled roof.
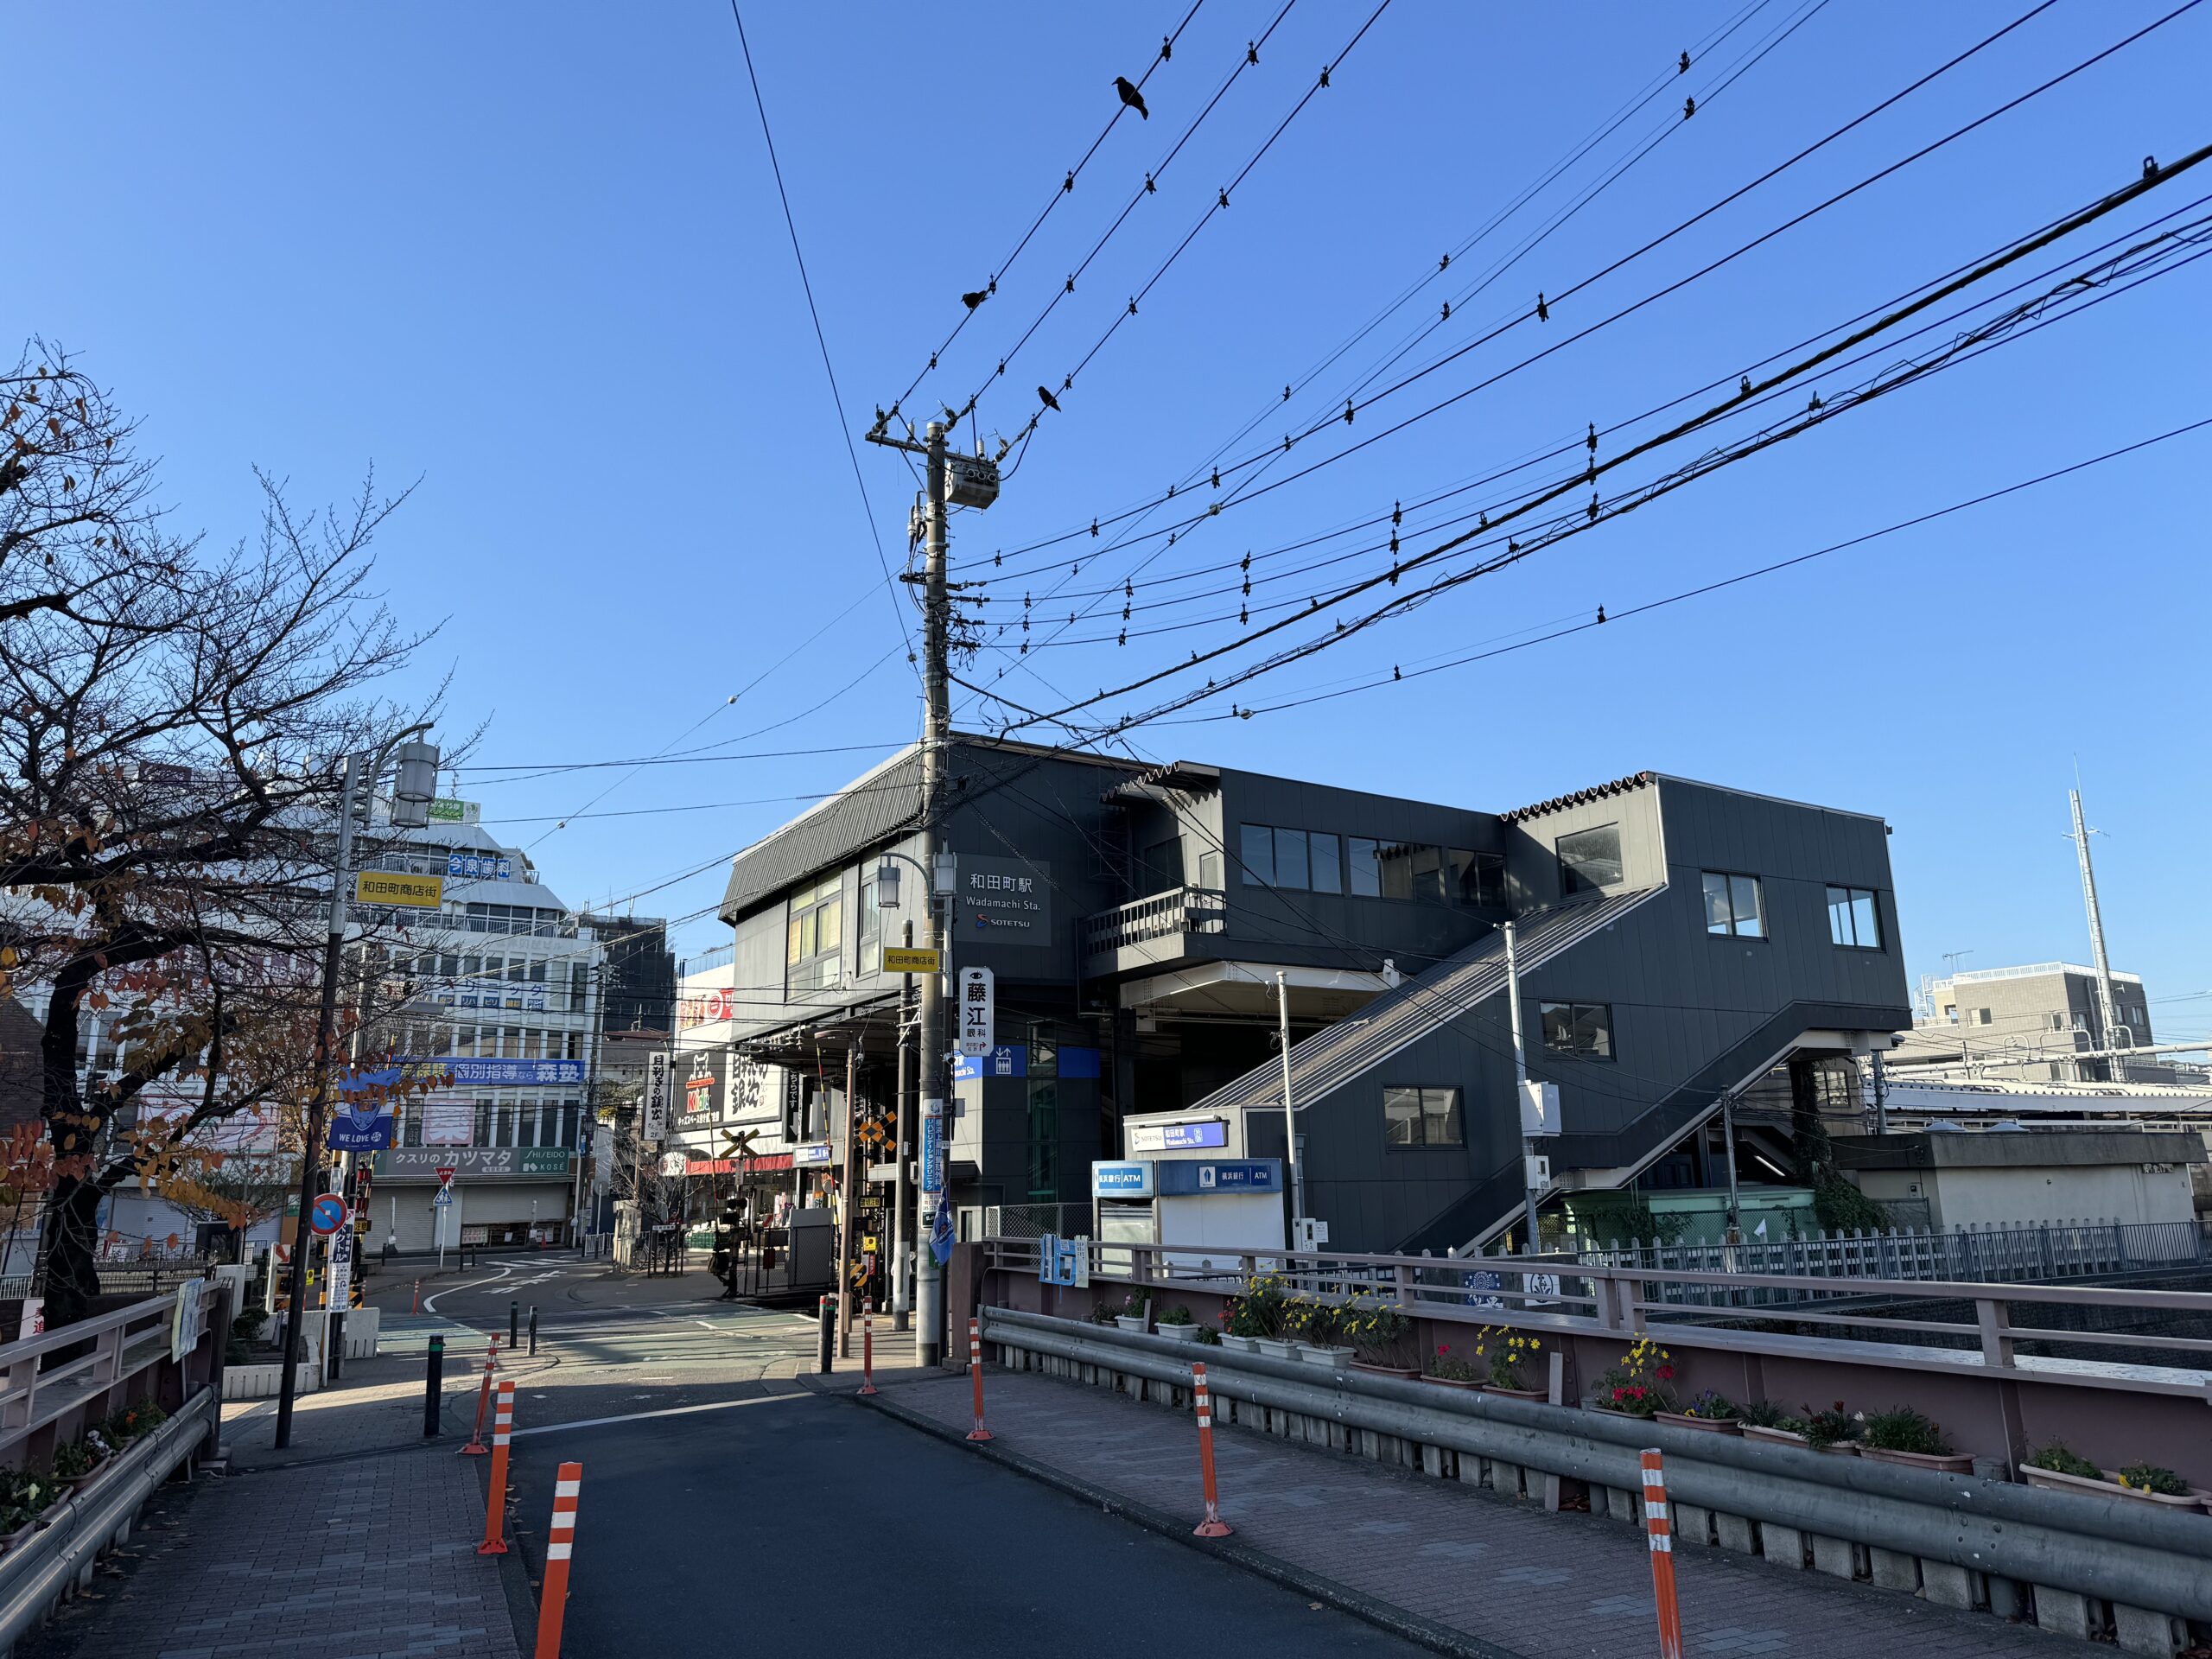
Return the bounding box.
[1180,887,1662,1118]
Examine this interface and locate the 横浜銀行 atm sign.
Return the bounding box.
[1157,1159,1281,1196]
[1090,1160,1155,1198]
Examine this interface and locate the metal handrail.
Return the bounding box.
[0,1284,224,1465]
[1082,885,1227,955]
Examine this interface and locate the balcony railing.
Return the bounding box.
[1083,885,1226,968]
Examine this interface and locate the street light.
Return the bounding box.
[274,725,437,1450]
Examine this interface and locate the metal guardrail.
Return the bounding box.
[0,1284,225,1459]
[1082,885,1226,962]
[982,1236,2212,1392]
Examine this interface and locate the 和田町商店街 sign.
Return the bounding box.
[880,946,941,975]
[353,870,443,909]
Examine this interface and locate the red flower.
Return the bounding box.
[1656,1365,1675,1382]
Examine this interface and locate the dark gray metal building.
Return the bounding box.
[715,737,1911,1251]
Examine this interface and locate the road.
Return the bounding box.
[403,1259,1423,1656]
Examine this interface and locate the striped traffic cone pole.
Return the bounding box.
[859,1313,878,1396]
[1642,1449,1684,1659]
[477,1380,515,1555]
[461,1341,500,1456]
[533,1461,582,1658]
[965,1316,993,1442]
[1192,1362,1232,1537]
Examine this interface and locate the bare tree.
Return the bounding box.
[0,340,440,1324]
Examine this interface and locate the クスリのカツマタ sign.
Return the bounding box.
[353,870,443,909]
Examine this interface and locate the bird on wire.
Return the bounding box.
[1115,76,1149,118]
[1038,385,1063,413]
[961,289,988,310]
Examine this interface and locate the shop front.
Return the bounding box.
[372,1145,577,1252]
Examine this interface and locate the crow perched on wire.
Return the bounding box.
[1115,76,1148,118]
[961,289,988,310]
[1038,385,1063,413]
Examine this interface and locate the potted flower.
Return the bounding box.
[101,1399,167,1447]
[1422,1342,1486,1390]
[1217,1280,1284,1355]
[1587,1337,1675,1418]
[2021,1446,2212,1510]
[1734,1400,1811,1447]
[1154,1305,1203,1344]
[1858,1407,1972,1473]
[51,1433,111,1496]
[1107,1291,1150,1334]
[1657,1389,1741,1434]
[1802,1404,1862,1457]
[1345,1303,1418,1378]
[1286,1300,1353,1369]
[1475,1327,1547,1401]
[0,1469,47,1554]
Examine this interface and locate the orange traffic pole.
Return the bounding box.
[1642,1449,1684,1659]
[413,1279,422,1314]
[533,1460,582,1658]
[859,1313,878,1396]
[461,1339,500,1456]
[964,1316,993,1442]
[477,1379,515,1555]
[1192,1362,1232,1537]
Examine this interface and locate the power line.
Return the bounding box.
[728,2,916,672]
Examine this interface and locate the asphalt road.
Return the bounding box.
[504,1383,1422,1657]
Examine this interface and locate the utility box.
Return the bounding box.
[1091,1157,1283,1278]
[944,453,1001,509]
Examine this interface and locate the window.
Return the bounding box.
[1975,1008,1993,1026]
[1558,825,1623,895]
[1308,831,1341,894]
[785,874,843,990]
[1410,844,1446,901]
[1701,871,1765,938]
[1274,828,1309,890]
[569,963,589,1013]
[1143,836,1185,891]
[1238,823,1274,886]
[1382,1085,1464,1147]
[1376,841,1416,899]
[1825,885,1883,950]
[1026,1080,1059,1199]
[1541,1001,1615,1059]
[1448,848,1505,907]
[857,875,882,974]
[1346,836,1381,897]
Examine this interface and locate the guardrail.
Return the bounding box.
[977,1309,2212,1651]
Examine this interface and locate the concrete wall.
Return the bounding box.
[1853,1160,2199,1230]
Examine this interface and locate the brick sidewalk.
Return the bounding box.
[874,1368,2095,1659]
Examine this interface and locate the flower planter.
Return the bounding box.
[1739,1424,1810,1448]
[63,1459,109,1497]
[1420,1373,1485,1390]
[1813,1441,1862,1458]
[2020,1463,2212,1511]
[1295,1344,1354,1370]
[1860,1446,1973,1474]
[1656,1411,1741,1435]
[1586,1404,1662,1423]
[1253,1338,1298,1362]
[1217,1334,1261,1355]
[1350,1360,1421,1379]
[1484,1384,1547,1402]
[1154,1322,1202,1343]
[1113,1316,1148,1335]
[0,1516,36,1554]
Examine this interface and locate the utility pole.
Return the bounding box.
[1504,920,1541,1253]
[2068,788,2125,1069]
[837,1046,857,1357]
[893,918,915,1331]
[1273,971,1305,1241]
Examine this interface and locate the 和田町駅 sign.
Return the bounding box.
[354,870,443,909]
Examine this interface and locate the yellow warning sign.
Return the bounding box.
[880,946,942,975]
[354,870,444,910]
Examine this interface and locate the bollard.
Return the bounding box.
[858,1313,878,1396]
[423,1335,445,1439]
[528,1304,539,1357]
[965,1317,993,1442]
[817,1296,833,1375]
[413,1278,422,1314]
[478,1379,515,1554]
[510,1300,519,1348]
[461,1339,499,1456]
[1642,1449,1684,1659]
[534,1460,582,1659]
[1191,1362,1232,1536]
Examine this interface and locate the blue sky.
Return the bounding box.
[12,3,2209,1034]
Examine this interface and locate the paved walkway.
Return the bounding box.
[869,1367,2094,1659]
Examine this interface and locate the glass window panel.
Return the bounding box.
[1422,1088,1463,1146]
[1558,825,1623,894]
[1540,1002,1575,1053]
[1731,874,1764,938]
[1274,828,1309,891]
[1411,844,1446,901]
[1702,871,1733,934]
[1144,837,1185,890]
[1382,1087,1422,1146]
[1851,889,1880,949]
[1826,886,1853,945]
[1239,823,1274,887]
[1309,832,1341,893]
[1377,842,1414,899]
[1346,837,1381,897]
[1573,1003,1614,1059]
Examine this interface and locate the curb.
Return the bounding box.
[851,1388,1527,1659]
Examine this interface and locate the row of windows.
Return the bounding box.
[785,873,843,991]
[395,1098,584,1150]
[385,1024,585,1062]
[1240,824,1505,906]
[1564,828,1889,956]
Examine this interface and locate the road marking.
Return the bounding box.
[423,1262,514,1314]
[510,1392,803,1438]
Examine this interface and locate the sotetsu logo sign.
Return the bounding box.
[955,855,1051,944]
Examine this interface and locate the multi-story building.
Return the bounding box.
[1895,962,2177,1084]
[713,736,1913,1255]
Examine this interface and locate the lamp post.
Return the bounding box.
[274,728,437,1450]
